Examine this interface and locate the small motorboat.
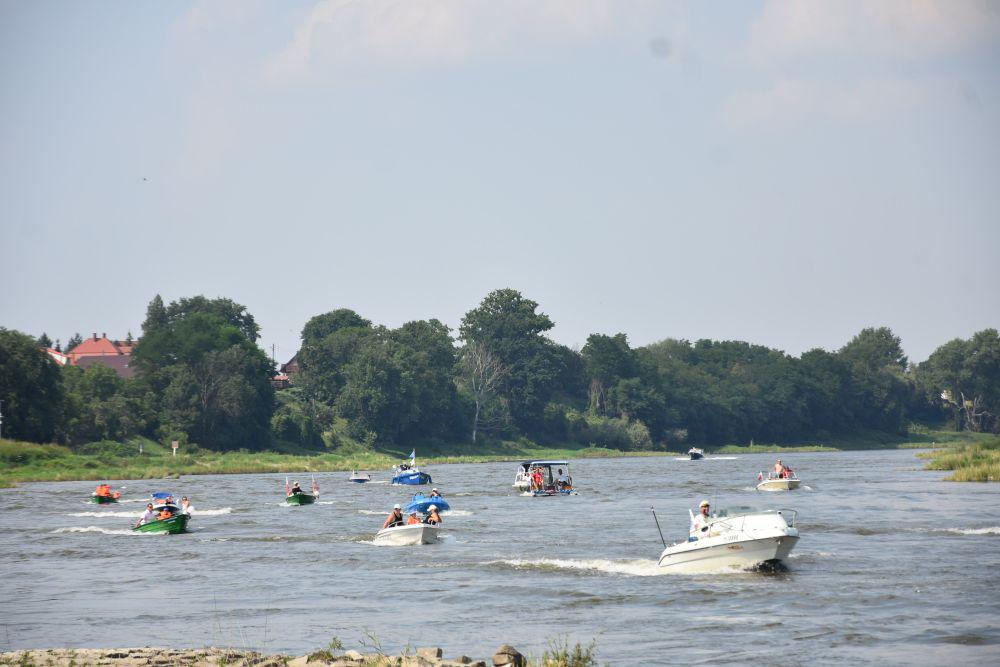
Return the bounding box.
[285,477,319,504]
[133,493,189,534]
[90,483,122,504]
[756,468,802,491]
[373,523,441,546]
[516,461,577,497]
[349,471,372,483]
[655,506,799,573]
[392,451,432,485]
[405,493,450,514]
[688,448,704,460]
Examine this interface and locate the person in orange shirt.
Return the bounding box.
[157,506,174,521]
[407,510,421,525]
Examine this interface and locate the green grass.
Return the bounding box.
[918,437,1000,482]
[714,443,840,454]
[0,437,670,487]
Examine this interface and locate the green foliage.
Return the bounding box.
[920,438,1000,482]
[918,329,1000,433]
[536,638,600,667]
[0,328,65,443]
[61,364,153,445]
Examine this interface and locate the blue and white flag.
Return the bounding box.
[409,449,416,464]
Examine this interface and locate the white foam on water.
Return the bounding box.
[53,526,162,537]
[708,456,739,460]
[315,501,336,505]
[68,511,141,518]
[493,557,667,577]
[190,507,232,516]
[442,509,472,517]
[357,509,389,515]
[117,498,147,504]
[948,526,1000,536]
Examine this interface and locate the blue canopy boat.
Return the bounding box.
[405,492,450,514]
[391,450,432,485]
[514,461,577,496]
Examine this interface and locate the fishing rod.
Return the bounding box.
[650,506,666,548]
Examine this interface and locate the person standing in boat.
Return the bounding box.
[290,481,303,495]
[690,500,712,540]
[181,496,193,515]
[773,459,787,478]
[425,505,442,525]
[383,504,404,529]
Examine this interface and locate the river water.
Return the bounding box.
[1,450,998,665]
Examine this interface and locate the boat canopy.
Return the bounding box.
[151,492,174,499]
[519,460,569,468]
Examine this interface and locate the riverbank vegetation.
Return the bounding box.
[2,290,997,476]
[918,435,1000,482]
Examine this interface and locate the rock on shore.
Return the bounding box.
[0,645,526,667]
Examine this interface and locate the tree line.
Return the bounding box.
[1,289,997,450]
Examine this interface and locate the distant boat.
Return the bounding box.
[90,483,121,504]
[688,448,704,460]
[285,477,319,504]
[516,460,577,497]
[349,471,372,483]
[756,472,802,491]
[392,451,431,485]
[132,493,188,534]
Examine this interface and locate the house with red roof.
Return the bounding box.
[45,332,136,378]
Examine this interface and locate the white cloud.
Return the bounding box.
[263,0,669,82]
[749,0,1000,62]
[724,77,933,129]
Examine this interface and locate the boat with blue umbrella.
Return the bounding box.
[392,450,432,485]
[405,490,450,514]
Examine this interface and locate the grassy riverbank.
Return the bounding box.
[917,434,1000,482]
[0,437,670,487]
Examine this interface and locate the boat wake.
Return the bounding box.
[947,526,1000,536]
[68,511,141,518]
[491,557,667,577]
[190,507,232,516]
[708,456,739,460]
[53,526,161,536]
[357,509,388,515]
[443,509,473,517]
[117,498,147,504]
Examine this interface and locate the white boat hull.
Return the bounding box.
[756,478,801,491]
[374,524,441,546]
[658,534,799,573]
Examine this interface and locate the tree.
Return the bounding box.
[459,289,562,434]
[132,295,274,450]
[65,333,83,353]
[921,329,1000,433]
[0,328,64,442]
[838,327,910,433]
[459,341,509,443]
[581,333,638,415]
[37,333,53,349]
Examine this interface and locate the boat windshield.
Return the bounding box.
[711,506,796,524]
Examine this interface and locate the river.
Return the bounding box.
[1,449,998,665]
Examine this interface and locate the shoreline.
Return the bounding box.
[0,644,540,667]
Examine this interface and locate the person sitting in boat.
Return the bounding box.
[181,496,193,515]
[398,462,410,472]
[425,505,442,525]
[157,506,174,521]
[95,484,110,497]
[429,488,442,498]
[407,510,421,525]
[290,481,303,495]
[383,504,405,529]
[136,503,156,527]
[689,500,712,540]
[556,469,571,489]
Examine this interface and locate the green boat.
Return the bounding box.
[132,512,189,534]
[90,494,119,504]
[285,493,316,505]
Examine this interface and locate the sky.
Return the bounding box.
[2,0,998,365]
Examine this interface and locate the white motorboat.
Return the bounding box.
[373,523,441,546]
[349,471,372,483]
[688,448,704,460]
[756,475,801,491]
[656,506,799,573]
[514,460,577,496]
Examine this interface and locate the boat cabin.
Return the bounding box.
[514,460,575,496]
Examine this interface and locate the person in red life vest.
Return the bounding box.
[157,506,174,521]
[407,510,421,525]
[531,467,543,491]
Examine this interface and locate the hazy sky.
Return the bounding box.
[2,0,998,365]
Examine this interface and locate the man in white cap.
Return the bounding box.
[382,503,404,529]
[429,488,442,498]
[690,500,712,539]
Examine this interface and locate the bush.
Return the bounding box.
[76,440,136,458]
[0,440,71,466]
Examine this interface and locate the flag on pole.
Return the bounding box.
[311,475,319,497]
[409,449,416,464]
[757,471,763,481]
[285,476,290,497]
